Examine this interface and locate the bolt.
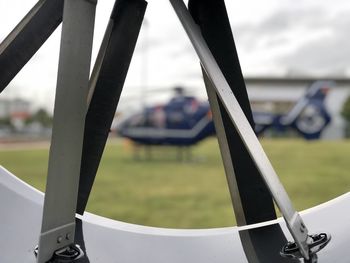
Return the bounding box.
[66,233,71,240]
[57,236,63,243]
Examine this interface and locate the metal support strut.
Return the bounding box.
[77,0,147,216]
[169,0,330,260]
[36,0,97,262]
[188,0,276,226]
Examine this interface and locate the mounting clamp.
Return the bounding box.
[35,244,84,263]
[281,232,331,262]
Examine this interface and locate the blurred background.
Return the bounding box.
[1,0,350,228]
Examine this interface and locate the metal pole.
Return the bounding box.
[37,0,97,262]
[203,71,247,225]
[169,0,310,259]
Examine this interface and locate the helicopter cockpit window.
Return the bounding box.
[129,114,147,127]
[149,107,166,128]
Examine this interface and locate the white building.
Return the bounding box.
[0,98,31,119]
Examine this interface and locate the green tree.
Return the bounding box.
[0,117,11,126]
[26,108,53,127]
[341,96,350,137]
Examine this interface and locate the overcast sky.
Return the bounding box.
[0,0,350,112]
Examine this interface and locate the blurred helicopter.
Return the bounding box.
[117,81,334,146]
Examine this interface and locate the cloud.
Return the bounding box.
[233,6,330,49]
[275,9,350,75]
[228,5,350,75]
[156,4,350,78]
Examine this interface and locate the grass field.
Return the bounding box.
[1,138,349,228]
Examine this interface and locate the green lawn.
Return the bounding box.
[1,138,349,228]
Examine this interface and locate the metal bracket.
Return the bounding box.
[281,233,331,262]
[35,244,84,263]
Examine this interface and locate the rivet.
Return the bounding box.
[57,236,63,243]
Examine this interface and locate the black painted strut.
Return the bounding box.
[76,0,147,215]
[188,0,277,225]
[0,0,63,93]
